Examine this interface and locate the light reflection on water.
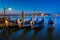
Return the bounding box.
[0,16,60,40]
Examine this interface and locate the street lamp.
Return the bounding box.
[8,8,12,11]
[4,5,12,15]
[5,8,12,27]
[4,7,12,27]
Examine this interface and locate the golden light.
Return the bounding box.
[5,20,8,26]
[17,19,20,24]
[17,19,21,27]
[30,21,34,29]
[5,20,8,24]
[30,21,33,25]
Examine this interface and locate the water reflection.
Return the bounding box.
[17,28,31,40]
[32,26,43,40]
[9,29,25,40]
[47,26,54,40]
[0,16,60,40]
[0,30,9,40]
[22,29,34,40]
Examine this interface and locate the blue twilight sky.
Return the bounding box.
[0,0,60,14]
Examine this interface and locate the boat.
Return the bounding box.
[8,18,18,28]
[0,17,9,29]
[0,18,5,29]
[24,18,32,25]
[33,17,44,29]
[21,18,32,29]
[48,18,54,25]
[34,17,38,24]
[37,17,44,25]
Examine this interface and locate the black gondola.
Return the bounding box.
[48,18,54,25]
[8,18,18,28]
[37,18,44,25]
[21,18,32,29]
[33,17,38,25]
[33,17,44,29]
[24,18,32,25]
[0,18,5,29]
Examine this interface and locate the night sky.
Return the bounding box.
[0,0,60,14]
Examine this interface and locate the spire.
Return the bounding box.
[22,10,24,16]
[22,10,25,19]
[22,10,25,25]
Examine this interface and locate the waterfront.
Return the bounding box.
[0,16,60,40]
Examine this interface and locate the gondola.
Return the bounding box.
[0,18,5,29]
[34,17,38,24]
[38,18,44,25]
[48,18,54,25]
[24,18,32,25]
[0,18,10,29]
[21,18,32,29]
[32,17,44,29]
[8,18,18,28]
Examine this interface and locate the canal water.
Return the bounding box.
[0,16,60,40]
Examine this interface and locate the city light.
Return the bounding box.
[41,13,44,16]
